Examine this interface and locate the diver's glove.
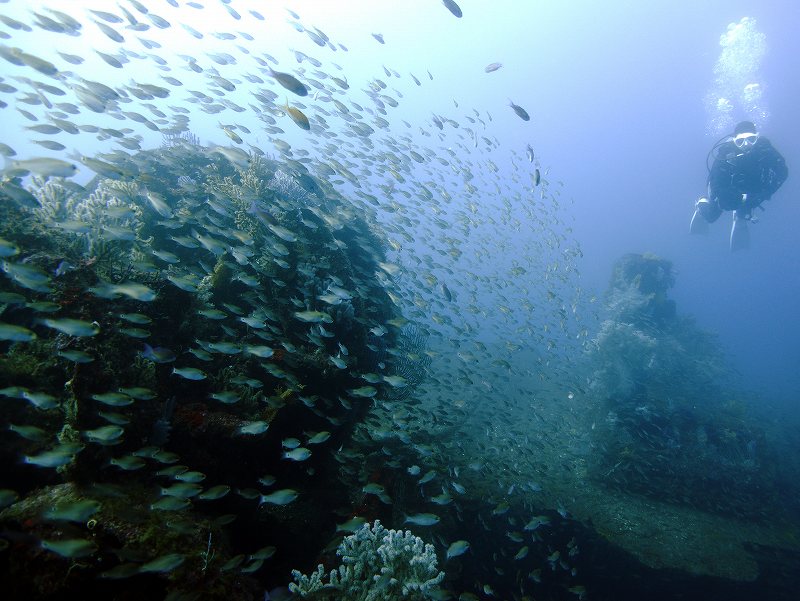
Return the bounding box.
[740,194,764,219]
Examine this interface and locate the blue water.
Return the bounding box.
[518,1,800,403]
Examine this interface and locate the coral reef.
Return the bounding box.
[0,142,412,598]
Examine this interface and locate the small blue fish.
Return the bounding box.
[0,237,19,257]
[404,513,440,526]
[43,499,100,523]
[161,482,202,498]
[25,301,61,313]
[8,423,48,441]
[41,538,97,558]
[446,540,470,560]
[210,390,240,404]
[21,390,60,410]
[109,455,146,471]
[139,553,186,573]
[197,485,231,500]
[141,344,176,363]
[172,367,207,380]
[91,392,133,407]
[41,318,99,337]
[150,497,190,511]
[0,322,36,341]
[306,431,331,445]
[259,489,298,505]
[238,420,269,435]
[58,349,94,363]
[83,425,125,444]
[282,447,311,461]
[24,447,79,468]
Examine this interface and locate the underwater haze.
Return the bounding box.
[1,1,799,600]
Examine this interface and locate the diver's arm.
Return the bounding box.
[764,153,788,197]
[757,139,788,199]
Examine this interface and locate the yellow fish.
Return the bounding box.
[284,100,310,131]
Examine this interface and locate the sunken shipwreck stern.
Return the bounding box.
[585,253,778,520]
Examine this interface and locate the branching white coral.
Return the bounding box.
[290,520,444,601]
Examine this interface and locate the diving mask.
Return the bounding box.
[733,132,758,148]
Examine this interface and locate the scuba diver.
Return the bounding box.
[690,120,788,250]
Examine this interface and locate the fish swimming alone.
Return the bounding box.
[442,0,463,18]
[509,99,530,121]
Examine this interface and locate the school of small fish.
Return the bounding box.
[0,1,592,599]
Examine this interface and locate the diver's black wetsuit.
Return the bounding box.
[705,136,788,222]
